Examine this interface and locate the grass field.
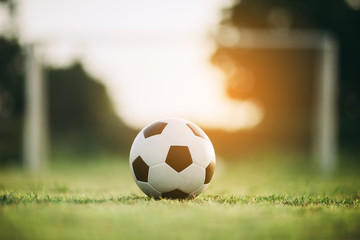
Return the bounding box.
[1,154,360,240]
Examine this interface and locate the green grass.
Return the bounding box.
[0,154,360,240]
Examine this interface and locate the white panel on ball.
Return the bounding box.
[177,164,206,193]
[188,137,215,168]
[161,119,195,145]
[129,133,145,162]
[136,181,162,198]
[148,163,178,192]
[140,135,170,166]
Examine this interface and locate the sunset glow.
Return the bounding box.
[18,0,263,130]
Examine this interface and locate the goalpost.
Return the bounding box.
[23,44,48,172]
[22,31,338,174]
[231,30,338,174]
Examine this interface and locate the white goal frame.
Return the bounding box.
[23,30,338,174]
[230,30,338,174]
[24,44,48,172]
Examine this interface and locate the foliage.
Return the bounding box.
[0,37,24,164]
[0,36,136,164]
[47,63,136,156]
[212,0,360,149]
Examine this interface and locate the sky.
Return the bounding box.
[13,0,263,130]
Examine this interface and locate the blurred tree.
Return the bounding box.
[0,37,24,165]
[47,63,136,156]
[211,0,360,153]
[0,36,136,165]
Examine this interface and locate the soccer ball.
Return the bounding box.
[129,118,216,199]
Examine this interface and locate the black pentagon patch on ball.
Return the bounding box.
[165,146,193,173]
[204,161,215,184]
[186,123,207,140]
[162,189,189,199]
[132,156,149,182]
[143,122,167,138]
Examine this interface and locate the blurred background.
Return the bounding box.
[0,0,359,171]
